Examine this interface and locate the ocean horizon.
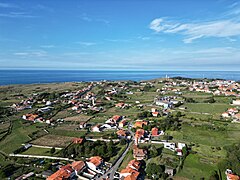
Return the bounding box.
[0,70,240,85]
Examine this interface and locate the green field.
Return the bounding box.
[177,154,218,179]
[21,146,61,156]
[184,103,230,114]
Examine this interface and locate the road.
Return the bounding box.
[95,122,135,180]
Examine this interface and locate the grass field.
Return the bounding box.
[49,128,87,137]
[63,114,92,122]
[176,154,217,179]
[168,121,240,179]
[0,119,39,154]
[21,146,61,156]
[184,103,230,114]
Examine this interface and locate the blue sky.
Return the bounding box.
[1,0,240,70]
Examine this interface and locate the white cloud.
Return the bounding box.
[149,18,240,43]
[14,50,47,57]
[40,45,55,48]
[75,41,97,46]
[0,12,37,18]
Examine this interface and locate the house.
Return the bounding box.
[79,121,86,129]
[127,159,141,171]
[86,156,103,173]
[92,125,102,132]
[152,111,159,117]
[117,130,128,138]
[120,160,141,180]
[225,169,240,180]
[47,161,86,180]
[22,114,39,121]
[133,146,147,160]
[46,101,52,106]
[115,103,125,108]
[222,112,230,118]
[234,113,240,120]
[71,161,86,176]
[119,119,127,128]
[151,108,157,112]
[176,143,186,156]
[72,138,84,144]
[38,106,53,113]
[164,142,176,151]
[151,127,159,136]
[135,129,146,145]
[134,120,148,128]
[228,108,238,114]
[112,115,122,123]
[47,164,73,180]
[165,167,175,176]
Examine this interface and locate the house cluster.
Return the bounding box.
[47,156,105,180]
[115,102,131,109]
[11,98,35,111]
[92,115,128,132]
[154,96,181,109]
[68,85,106,114]
[222,106,240,123]
[120,159,141,180]
[160,142,186,156]
[116,129,130,139]
[188,80,240,97]
[134,128,150,145]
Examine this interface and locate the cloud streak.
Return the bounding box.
[0,12,37,18]
[75,41,97,46]
[149,18,240,43]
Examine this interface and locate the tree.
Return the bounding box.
[146,163,164,178]
[149,145,159,158]
[209,171,220,180]
[120,138,126,145]
[176,111,182,118]
[50,147,56,154]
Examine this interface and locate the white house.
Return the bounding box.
[92,125,102,132]
[233,100,240,105]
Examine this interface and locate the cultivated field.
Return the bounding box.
[30,134,73,147]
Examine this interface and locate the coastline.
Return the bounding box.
[0,70,240,86]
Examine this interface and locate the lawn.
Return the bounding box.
[21,146,61,156]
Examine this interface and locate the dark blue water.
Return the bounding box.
[0,70,239,85]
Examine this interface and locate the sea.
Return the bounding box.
[0,70,240,85]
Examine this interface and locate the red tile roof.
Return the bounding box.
[47,164,73,180]
[151,127,159,136]
[135,129,145,138]
[72,138,84,144]
[88,156,103,167]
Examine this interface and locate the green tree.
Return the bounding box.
[50,147,56,154]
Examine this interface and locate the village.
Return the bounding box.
[0,77,240,180]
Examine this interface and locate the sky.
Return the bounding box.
[1,0,240,71]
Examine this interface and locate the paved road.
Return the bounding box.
[97,141,132,180]
[95,122,135,180]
